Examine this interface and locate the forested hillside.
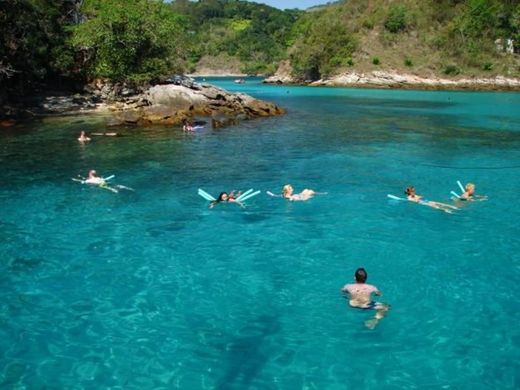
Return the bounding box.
[171,0,301,75]
[288,0,520,80]
[1,0,520,107]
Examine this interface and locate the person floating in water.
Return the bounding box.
[341,267,390,329]
[282,184,316,201]
[78,131,91,143]
[459,182,487,201]
[405,186,458,213]
[84,169,105,185]
[75,170,133,193]
[209,191,244,208]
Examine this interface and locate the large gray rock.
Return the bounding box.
[108,83,284,126]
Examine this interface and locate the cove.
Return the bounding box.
[1,78,519,389]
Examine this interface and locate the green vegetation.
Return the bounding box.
[444,64,461,75]
[172,0,301,74]
[0,0,77,96]
[2,0,520,104]
[284,0,520,80]
[289,13,356,79]
[384,5,412,33]
[71,0,186,82]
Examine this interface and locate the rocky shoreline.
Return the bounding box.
[103,82,284,127]
[264,70,520,91]
[1,80,284,128]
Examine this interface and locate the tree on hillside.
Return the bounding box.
[71,0,187,82]
[290,13,356,80]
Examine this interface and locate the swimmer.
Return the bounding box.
[182,120,194,132]
[459,182,487,201]
[209,191,244,208]
[78,131,91,143]
[84,170,105,185]
[73,171,132,193]
[341,267,390,329]
[282,184,316,201]
[405,186,458,213]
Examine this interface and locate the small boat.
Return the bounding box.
[234,79,245,84]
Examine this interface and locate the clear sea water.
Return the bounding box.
[1,77,520,389]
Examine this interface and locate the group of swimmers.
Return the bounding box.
[209,182,484,211]
[76,131,487,329]
[207,185,320,208]
[404,183,486,213]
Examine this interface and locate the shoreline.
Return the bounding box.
[1,82,285,126]
[263,70,520,92]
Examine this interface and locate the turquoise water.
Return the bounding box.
[1,78,520,389]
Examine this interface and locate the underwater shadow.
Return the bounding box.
[216,314,281,389]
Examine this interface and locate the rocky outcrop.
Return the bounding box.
[263,60,297,84]
[263,60,520,90]
[3,79,284,127]
[266,69,520,90]
[311,71,520,90]
[107,82,284,126]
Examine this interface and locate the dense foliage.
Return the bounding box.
[71,0,186,82]
[171,0,301,74]
[1,0,520,103]
[289,12,357,79]
[0,0,78,96]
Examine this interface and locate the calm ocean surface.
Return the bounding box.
[1,78,519,389]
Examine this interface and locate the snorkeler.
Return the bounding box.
[282,184,317,201]
[405,186,458,213]
[78,131,91,143]
[341,267,390,329]
[459,182,487,201]
[209,191,244,208]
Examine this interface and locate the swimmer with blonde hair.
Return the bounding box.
[282,184,316,201]
[405,186,458,213]
[459,182,487,201]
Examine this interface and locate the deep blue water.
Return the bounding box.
[1,78,520,389]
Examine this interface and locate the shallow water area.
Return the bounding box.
[1,78,520,389]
